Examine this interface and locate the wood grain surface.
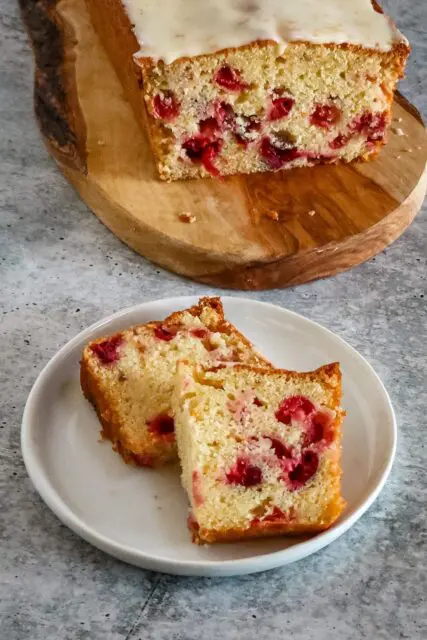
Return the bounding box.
[20,0,427,290]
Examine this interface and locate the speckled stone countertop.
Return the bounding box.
[1,1,426,638]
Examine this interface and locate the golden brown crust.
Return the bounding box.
[190,497,345,544]
[192,522,332,544]
[80,342,124,446]
[81,342,178,467]
[137,39,409,74]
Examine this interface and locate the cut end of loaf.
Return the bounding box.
[139,40,409,181]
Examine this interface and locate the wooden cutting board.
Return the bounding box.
[20,0,427,290]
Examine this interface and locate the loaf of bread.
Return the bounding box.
[86,0,408,181]
[173,361,346,544]
[80,297,270,466]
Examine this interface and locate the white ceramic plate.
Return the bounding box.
[21,296,396,577]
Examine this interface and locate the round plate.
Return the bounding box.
[21,297,396,576]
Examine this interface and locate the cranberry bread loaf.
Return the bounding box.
[86,0,408,181]
[80,297,270,466]
[173,361,345,544]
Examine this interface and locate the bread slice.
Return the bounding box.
[80,297,270,466]
[85,0,409,181]
[173,361,346,544]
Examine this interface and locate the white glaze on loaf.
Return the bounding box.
[122,0,407,63]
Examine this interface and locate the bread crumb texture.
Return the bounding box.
[173,362,346,543]
[139,41,408,180]
[80,298,270,466]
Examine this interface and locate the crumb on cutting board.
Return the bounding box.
[178,212,197,223]
[264,210,279,221]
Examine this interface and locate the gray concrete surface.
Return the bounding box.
[0,1,426,638]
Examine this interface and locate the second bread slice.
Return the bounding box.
[173,361,346,544]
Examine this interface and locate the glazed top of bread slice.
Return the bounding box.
[121,0,408,63]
